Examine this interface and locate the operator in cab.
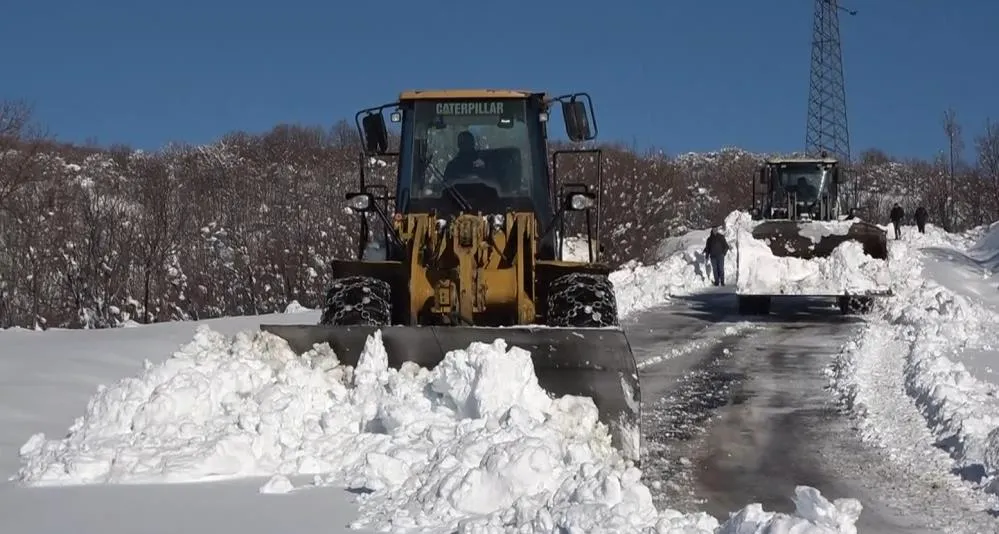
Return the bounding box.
[444,131,487,182]
[791,176,818,202]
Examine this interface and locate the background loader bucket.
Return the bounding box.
[751,220,888,260]
[259,324,642,463]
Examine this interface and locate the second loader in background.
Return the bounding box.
[736,155,891,315]
[260,89,642,463]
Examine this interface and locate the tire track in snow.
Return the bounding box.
[829,322,999,533]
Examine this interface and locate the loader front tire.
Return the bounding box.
[546,272,619,327]
[319,276,392,326]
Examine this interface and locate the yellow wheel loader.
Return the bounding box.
[736,156,891,315]
[260,89,641,463]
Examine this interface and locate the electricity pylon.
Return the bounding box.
[805,0,856,162]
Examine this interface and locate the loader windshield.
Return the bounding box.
[776,163,830,204]
[401,99,550,218]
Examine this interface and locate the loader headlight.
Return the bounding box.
[566,192,596,211]
[345,192,373,212]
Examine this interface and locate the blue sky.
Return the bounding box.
[2,0,995,161]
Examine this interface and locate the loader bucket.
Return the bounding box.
[259,324,642,463]
[751,220,888,260]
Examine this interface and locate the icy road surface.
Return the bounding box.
[629,289,999,534]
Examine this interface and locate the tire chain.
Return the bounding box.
[320,276,392,326]
[545,272,619,327]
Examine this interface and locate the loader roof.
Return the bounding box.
[765,156,839,165]
[398,89,546,100]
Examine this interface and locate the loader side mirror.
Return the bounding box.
[345,192,374,212]
[562,100,592,142]
[361,113,388,154]
[565,191,596,211]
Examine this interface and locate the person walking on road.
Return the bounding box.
[703,227,729,286]
[915,206,928,234]
[890,203,904,240]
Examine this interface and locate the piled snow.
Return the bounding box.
[612,211,753,315]
[967,220,999,272]
[13,326,861,533]
[611,258,707,317]
[796,220,855,243]
[283,300,313,314]
[830,221,999,498]
[560,235,596,262]
[735,228,893,296]
[614,208,893,300]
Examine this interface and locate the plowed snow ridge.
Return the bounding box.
[830,222,999,508]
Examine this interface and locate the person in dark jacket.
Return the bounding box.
[914,206,928,234]
[703,227,729,286]
[889,203,904,240]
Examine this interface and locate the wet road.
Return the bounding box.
[626,289,999,533]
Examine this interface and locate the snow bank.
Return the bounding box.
[795,220,855,243]
[831,226,999,497]
[611,211,753,315]
[735,229,893,296]
[14,327,861,533]
[561,235,596,262]
[622,208,893,298]
[283,300,313,314]
[967,220,999,271]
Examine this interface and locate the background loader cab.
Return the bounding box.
[738,155,890,316]
[752,156,848,223]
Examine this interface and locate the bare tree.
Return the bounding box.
[0,100,50,215]
[975,118,999,219]
[3,99,997,330]
[942,108,964,231]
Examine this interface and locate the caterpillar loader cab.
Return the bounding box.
[261,89,642,463]
[736,155,890,315]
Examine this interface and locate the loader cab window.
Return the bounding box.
[775,163,831,204]
[399,99,551,219]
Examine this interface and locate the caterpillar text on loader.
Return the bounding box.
[260,89,642,463]
[736,155,891,315]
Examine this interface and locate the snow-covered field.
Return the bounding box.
[829,221,999,505]
[4,210,997,533]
